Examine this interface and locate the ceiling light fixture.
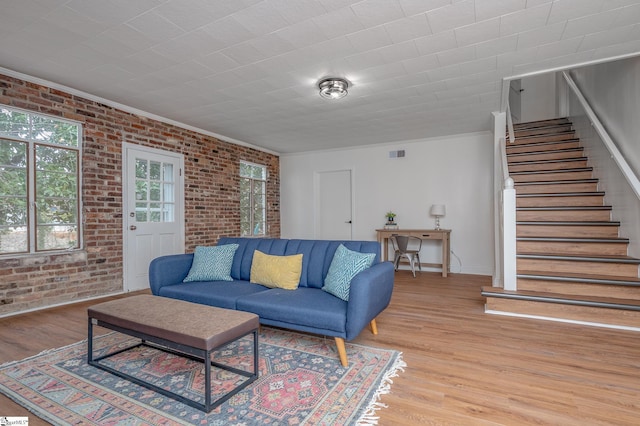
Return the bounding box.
[318,78,349,100]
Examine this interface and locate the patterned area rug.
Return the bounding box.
[0,327,405,425]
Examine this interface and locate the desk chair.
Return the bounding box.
[390,235,422,278]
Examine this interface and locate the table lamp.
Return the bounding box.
[430,204,446,230]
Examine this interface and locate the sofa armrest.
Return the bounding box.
[149,254,194,295]
[344,261,395,340]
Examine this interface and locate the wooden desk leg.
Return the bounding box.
[442,234,449,277]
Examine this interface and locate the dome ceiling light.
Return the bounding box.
[318,78,349,100]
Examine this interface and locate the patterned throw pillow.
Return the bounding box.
[250,250,303,290]
[183,244,239,282]
[322,244,375,301]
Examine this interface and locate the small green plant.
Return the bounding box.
[385,211,396,220]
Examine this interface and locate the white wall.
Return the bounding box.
[570,58,640,178]
[280,132,495,276]
[521,73,557,122]
[567,57,640,257]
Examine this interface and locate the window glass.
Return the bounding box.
[0,106,81,255]
[240,161,267,237]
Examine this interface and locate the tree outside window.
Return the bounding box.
[240,161,266,237]
[0,106,81,254]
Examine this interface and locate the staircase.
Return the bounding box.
[483,118,640,329]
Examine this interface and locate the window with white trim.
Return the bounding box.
[0,106,82,255]
[240,161,266,237]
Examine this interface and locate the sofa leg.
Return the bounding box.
[335,337,348,367]
[369,319,378,335]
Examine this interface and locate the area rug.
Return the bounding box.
[0,327,405,425]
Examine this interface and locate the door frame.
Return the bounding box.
[121,142,185,291]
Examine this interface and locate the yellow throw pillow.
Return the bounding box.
[250,250,303,290]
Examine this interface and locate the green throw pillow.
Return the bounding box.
[322,244,375,301]
[183,244,239,282]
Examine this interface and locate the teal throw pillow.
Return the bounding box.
[322,244,375,301]
[183,244,239,282]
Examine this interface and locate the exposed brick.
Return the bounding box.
[0,72,280,316]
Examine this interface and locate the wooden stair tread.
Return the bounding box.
[515,179,598,186]
[517,191,604,197]
[481,287,640,309]
[508,157,587,165]
[507,147,583,157]
[506,139,580,149]
[512,118,570,129]
[517,253,640,263]
[517,221,619,225]
[516,271,640,284]
[517,206,611,210]
[517,236,628,243]
[510,167,592,175]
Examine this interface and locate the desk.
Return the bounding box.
[376,229,451,277]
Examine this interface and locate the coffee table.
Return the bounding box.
[87,294,259,412]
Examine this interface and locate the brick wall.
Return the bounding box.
[0,73,280,316]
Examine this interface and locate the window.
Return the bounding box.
[134,158,175,223]
[0,106,81,255]
[240,161,266,236]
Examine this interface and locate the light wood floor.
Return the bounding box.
[2,272,640,425]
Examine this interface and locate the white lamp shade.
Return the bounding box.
[430,204,446,217]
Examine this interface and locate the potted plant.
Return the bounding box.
[385,211,396,224]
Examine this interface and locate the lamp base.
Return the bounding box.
[435,217,441,230]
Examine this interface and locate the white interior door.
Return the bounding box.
[123,143,184,291]
[509,79,522,123]
[315,169,353,240]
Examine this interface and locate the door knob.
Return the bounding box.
[129,225,137,230]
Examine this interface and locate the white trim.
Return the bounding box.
[121,142,186,291]
[0,66,279,156]
[484,308,640,332]
[499,51,640,112]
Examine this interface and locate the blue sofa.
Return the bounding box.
[149,237,395,366]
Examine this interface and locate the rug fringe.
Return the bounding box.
[356,351,407,425]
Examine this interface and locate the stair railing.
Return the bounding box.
[562,71,640,199]
[494,111,517,291]
[506,101,516,143]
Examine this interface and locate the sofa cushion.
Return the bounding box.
[158,280,268,310]
[322,244,375,301]
[250,250,303,290]
[217,237,382,289]
[183,244,238,282]
[236,287,347,334]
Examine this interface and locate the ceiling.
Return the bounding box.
[0,0,639,154]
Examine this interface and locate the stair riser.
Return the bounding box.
[517,225,619,238]
[509,133,576,145]
[515,182,598,194]
[513,125,574,138]
[516,279,640,300]
[516,196,604,207]
[517,258,639,278]
[506,141,580,154]
[509,160,588,172]
[517,241,627,256]
[485,297,640,328]
[511,171,593,182]
[517,210,611,221]
[508,151,583,163]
